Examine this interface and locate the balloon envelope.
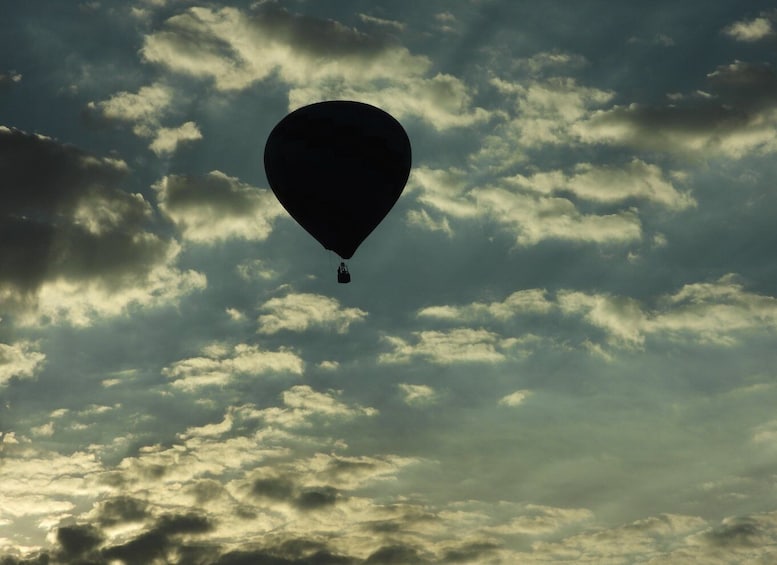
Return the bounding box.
[264,101,412,259]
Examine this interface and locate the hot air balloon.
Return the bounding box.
[264,101,412,283]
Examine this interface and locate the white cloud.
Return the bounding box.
[380,328,508,364]
[398,383,439,406]
[483,76,614,161]
[30,422,54,438]
[148,120,202,155]
[487,504,593,534]
[724,16,774,42]
[154,171,284,243]
[14,244,206,327]
[357,13,406,32]
[574,61,777,158]
[140,5,488,130]
[0,342,45,387]
[476,186,642,246]
[514,51,588,75]
[405,208,453,236]
[163,343,304,390]
[408,166,644,245]
[90,83,173,135]
[0,448,107,520]
[505,159,695,210]
[90,84,201,154]
[236,259,279,281]
[560,274,777,347]
[499,390,531,407]
[414,275,777,352]
[254,385,378,428]
[418,289,553,322]
[257,293,367,334]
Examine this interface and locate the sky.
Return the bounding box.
[2,0,777,563]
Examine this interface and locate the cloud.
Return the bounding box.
[398,384,439,406]
[0,71,22,88]
[0,342,45,388]
[415,275,777,352]
[482,76,614,162]
[0,448,107,522]
[357,13,406,32]
[148,121,202,155]
[724,15,775,42]
[504,158,695,211]
[380,328,509,364]
[487,504,593,535]
[89,83,173,136]
[574,61,777,158]
[0,127,205,326]
[514,51,588,75]
[141,5,427,90]
[477,186,642,245]
[408,166,644,245]
[139,4,488,129]
[559,274,777,347]
[88,84,201,155]
[498,390,531,407]
[255,385,378,428]
[236,259,278,281]
[154,170,284,244]
[257,293,367,334]
[163,342,304,390]
[418,289,553,322]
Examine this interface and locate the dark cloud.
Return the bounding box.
[364,544,429,564]
[187,479,225,504]
[56,525,103,559]
[0,127,126,216]
[0,127,163,293]
[293,486,340,510]
[249,1,395,57]
[251,477,341,511]
[96,496,148,526]
[0,556,50,565]
[704,517,763,547]
[215,548,354,565]
[578,60,777,156]
[707,61,777,107]
[153,171,282,243]
[0,126,202,323]
[441,541,501,562]
[0,127,160,290]
[0,71,22,89]
[100,512,212,564]
[252,476,296,500]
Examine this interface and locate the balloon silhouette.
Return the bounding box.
[264,101,412,261]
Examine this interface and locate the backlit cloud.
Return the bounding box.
[574,61,777,157]
[724,15,775,42]
[380,328,509,364]
[163,342,304,390]
[408,166,644,245]
[0,127,205,326]
[139,4,488,129]
[257,293,367,334]
[504,158,695,210]
[0,342,45,388]
[154,170,284,243]
[398,383,439,406]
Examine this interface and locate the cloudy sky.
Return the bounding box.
[2,0,777,562]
